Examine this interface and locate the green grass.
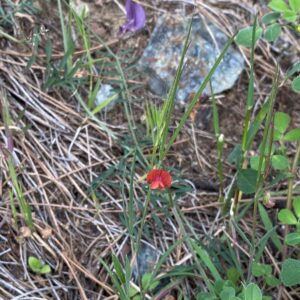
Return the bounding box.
[103,15,300,300]
[49,2,300,297]
[1,90,33,230]
[2,1,300,299]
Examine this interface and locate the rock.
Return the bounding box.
[139,15,245,103]
[132,243,160,282]
[70,0,89,18]
[95,84,118,112]
[131,243,172,295]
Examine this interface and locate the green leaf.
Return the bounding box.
[278,208,297,224]
[228,144,242,166]
[293,196,300,218]
[271,155,290,170]
[292,75,300,93]
[125,256,131,285]
[40,265,51,274]
[251,262,272,277]
[149,280,159,290]
[220,287,235,300]
[258,204,283,253]
[227,267,240,285]
[28,256,43,270]
[264,23,282,42]
[274,112,291,133]
[244,283,262,300]
[280,259,300,286]
[232,221,253,250]
[237,169,258,194]
[256,227,279,262]
[99,257,127,299]
[268,0,289,12]
[129,287,139,297]
[214,279,225,294]
[191,240,222,282]
[265,274,281,287]
[273,129,282,141]
[286,61,300,79]
[235,26,263,48]
[284,128,300,141]
[261,12,281,24]
[141,273,152,290]
[250,156,266,171]
[285,232,300,245]
[245,100,269,149]
[289,0,300,12]
[152,239,182,278]
[159,19,194,161]
[112,255,125,284]
[197,292,216,300]
[282,10,297,21]
[247,20,265,113]
[258,141,275,156]
[28,256,50,274]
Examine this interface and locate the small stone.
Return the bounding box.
[132,243,160,283]
[95,84,118,112]
[70,0,89,18]
[19,226,31,238]
[41,227,52,239]
[139,15,245,103]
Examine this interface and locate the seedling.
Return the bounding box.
[28,256,51,275]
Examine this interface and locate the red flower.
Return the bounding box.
[147,169,172,190]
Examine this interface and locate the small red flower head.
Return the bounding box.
[146,169,172,190]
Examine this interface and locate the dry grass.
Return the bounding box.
[0,0,299,299]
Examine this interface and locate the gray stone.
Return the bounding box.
[139,15,245,103]
[95,84,118,112]
[132,243,159,282]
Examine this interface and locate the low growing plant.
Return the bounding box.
[236,1,300,93]
[278,196,300,245]
[28,256,51,275]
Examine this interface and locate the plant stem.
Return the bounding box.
[57,0,70,66]
[247,71,278,281]
[131,189,152,267]
[282,142,300,259]
[251,69,278,247]
[168,193,217,296]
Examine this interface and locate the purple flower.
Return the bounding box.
[119,0,146,34]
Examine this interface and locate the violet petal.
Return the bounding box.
[120,0,146,34]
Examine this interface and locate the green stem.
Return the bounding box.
[168,192,216,296]
[0,28,21,43]
[251,73,278,247]
[282,142,300,259]
[247,70,278,280]
[57,0,68,52]
[132,189,152,264]
[217,134,225,204]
